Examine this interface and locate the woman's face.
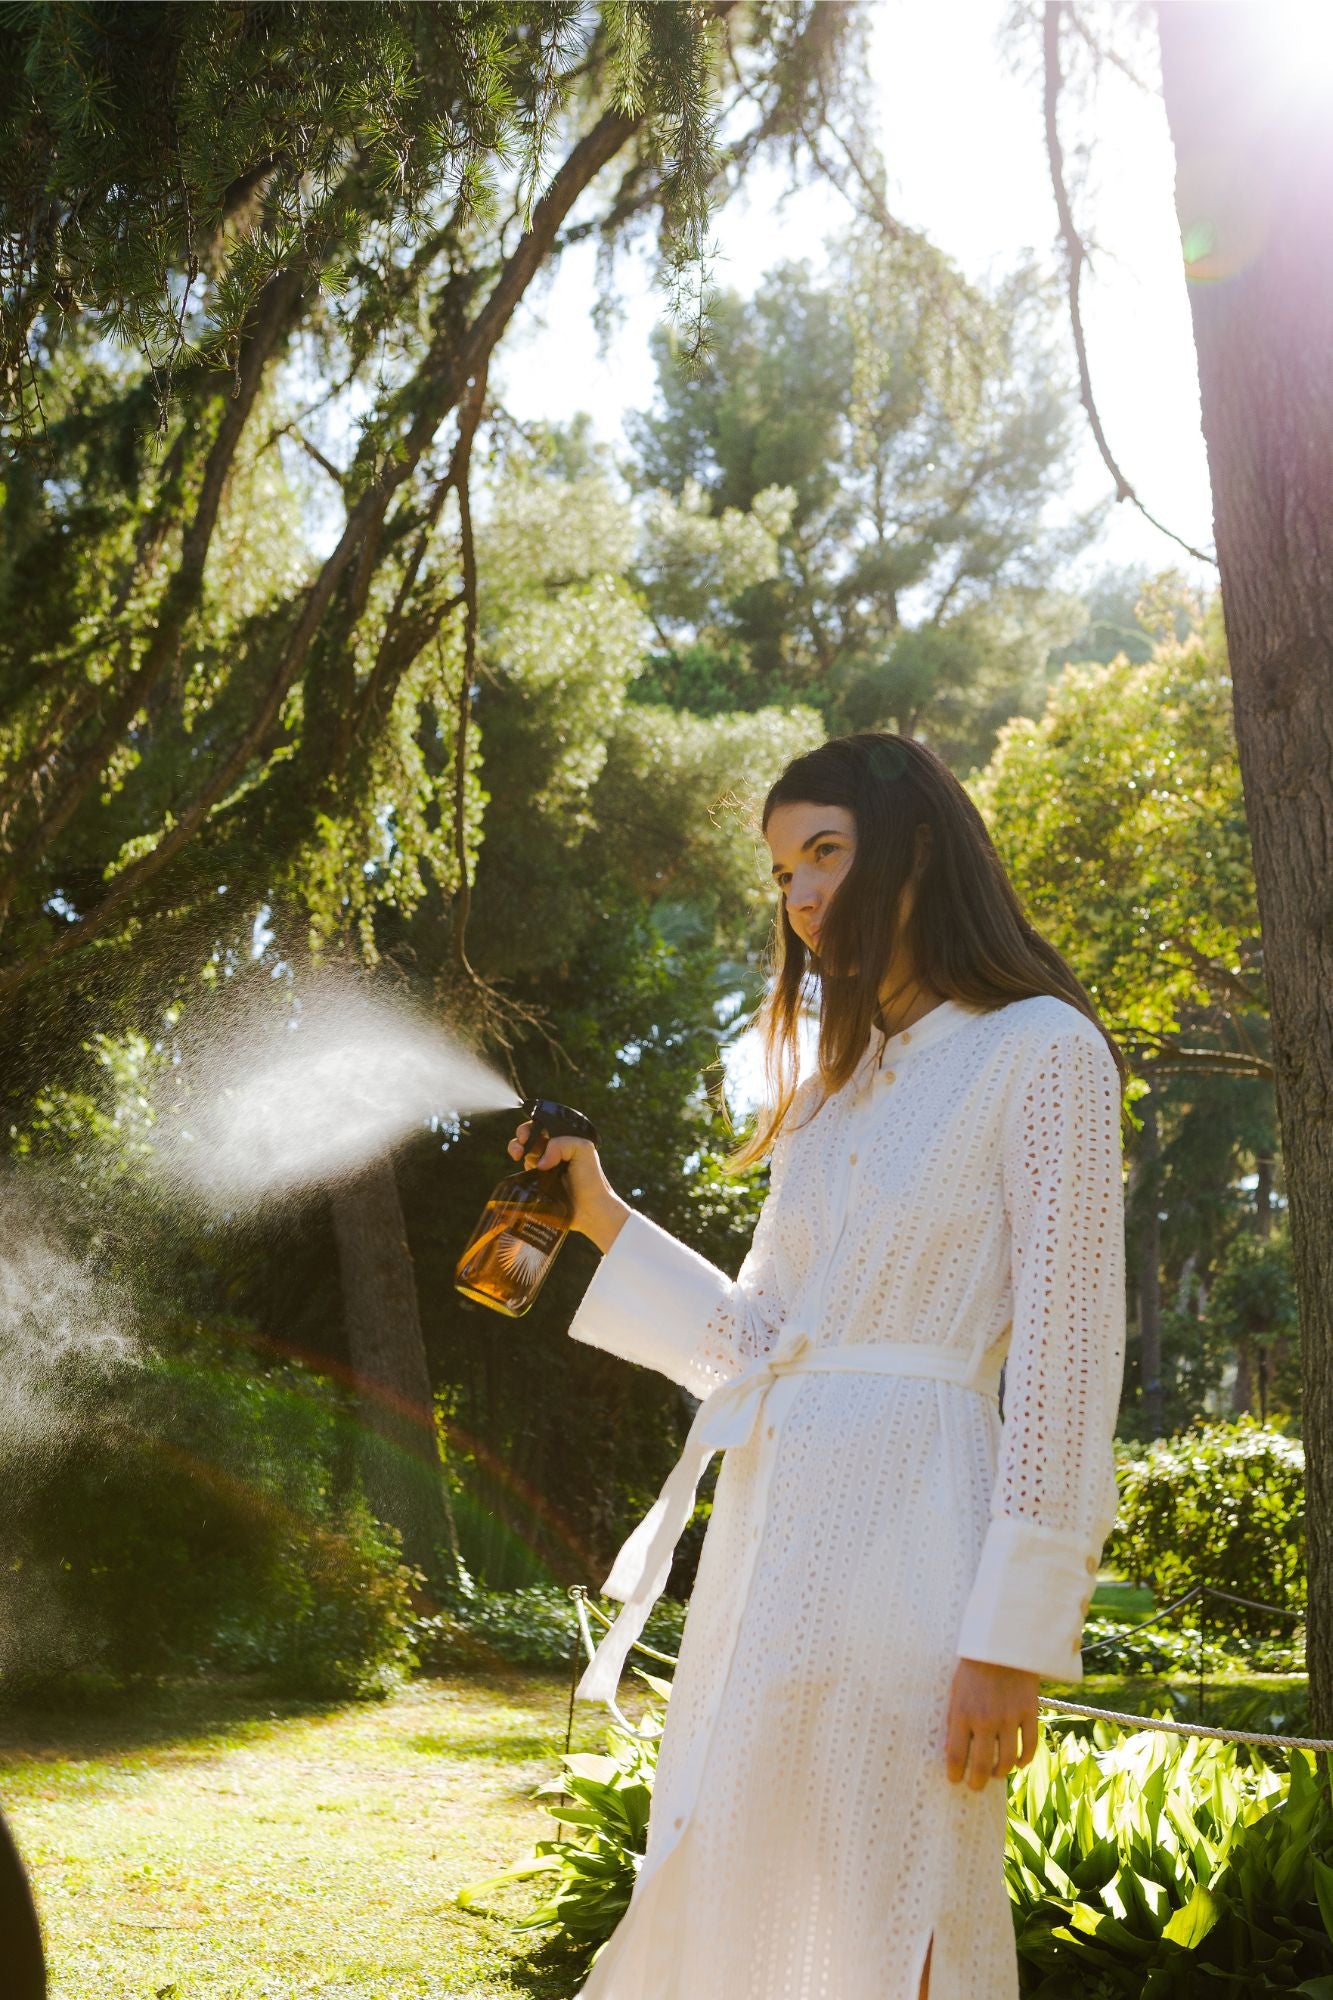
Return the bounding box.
[765,799,922,962]
[765,801,857,956]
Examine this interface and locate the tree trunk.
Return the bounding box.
[1137,1089,1165,1438]
[331,1152,459,1589]
[1231,1337,1253,1417]
[1157,1,1333,1728]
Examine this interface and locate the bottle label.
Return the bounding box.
[511,1217,560,1252]
[495,1217,561,1283]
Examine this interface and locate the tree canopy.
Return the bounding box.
[626,229,1097,761]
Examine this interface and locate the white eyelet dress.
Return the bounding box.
[565,993,1127,2000]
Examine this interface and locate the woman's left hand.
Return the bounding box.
[944,1657,1040,1790]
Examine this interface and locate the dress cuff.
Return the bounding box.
[955,1513,1100,1683]
[566,1208,728,1394]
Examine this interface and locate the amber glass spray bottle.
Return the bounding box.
[454,1097,600,1316]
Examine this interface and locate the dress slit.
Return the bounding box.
[913,1927,934,2000]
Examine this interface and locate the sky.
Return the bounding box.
[495,0,1216,587]
[493,0,1219,1116]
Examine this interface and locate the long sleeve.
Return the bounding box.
[566,1111,804,1405]
[954,1025,1127,1683]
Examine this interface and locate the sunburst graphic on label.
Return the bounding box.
[495,1232,549,1284]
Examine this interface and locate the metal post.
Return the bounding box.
[564,1584,586,1758]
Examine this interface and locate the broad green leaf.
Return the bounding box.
[1162,1881,1221,1948]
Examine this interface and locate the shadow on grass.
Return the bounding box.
[0,1662,646,1773]
[507,1927,602,2000]
[0,1672,358,1765]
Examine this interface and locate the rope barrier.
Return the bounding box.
[1079,1582,1205,1656]
[565,1583,1320,1752]
[568,1587,665,1744]
[1202,1585,1304,1621]
[575,1590,682,1666]
[1037,1696,1333,1752]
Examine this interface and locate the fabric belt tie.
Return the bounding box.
[575,1322,1004,1709]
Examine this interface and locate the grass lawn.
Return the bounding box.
[0,1664,656,2000]
[1090,1573,1156,1620]
[0,1614,1303,1999]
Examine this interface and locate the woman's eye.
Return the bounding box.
[776,843,839,889]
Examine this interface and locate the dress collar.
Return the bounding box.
[852,995,985,1084]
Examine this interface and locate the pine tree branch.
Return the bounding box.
[337,370,489,775]
[286,428,348,489]
[0,422,198,830]
[0,264,308,922]
[1042,1,1216,567]
[0,105,643,999]
[0,497,365,1001]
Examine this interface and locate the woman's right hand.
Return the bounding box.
[507,1119,630,1253]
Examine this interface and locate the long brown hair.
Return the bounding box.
[723,731,1130,1172]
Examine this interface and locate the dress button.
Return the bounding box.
[881,1069,896,1084]
[1084,1555,1098,1576]
[674,1815,683,1828]
[901,1030,911,1042]
[766,1424,774,1438]
[848,1152,858,1165]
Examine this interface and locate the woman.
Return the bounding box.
[509,733,1128,2000]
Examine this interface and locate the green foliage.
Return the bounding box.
[0,2,745,441]
[626,231,1092,764]
[215,1501,421,1702]
[426,1580,686,1671]
[1008,1727,1333,1996]
[460,1675,1333,1992]
[632,475,796,631]
[0,0,865,1043]
[1081,1615,1262,1680]
[971,600,1256,1046]
[2,1331,421,1702]
[455,1688,666,1957]
[1108,1422,1305,1636]
[1055,565,1204,670]
[973,607,1278,1438]
[1204,1680,1311,1742]
[447,1483,558,1591]
[1203,1227,1301,1421]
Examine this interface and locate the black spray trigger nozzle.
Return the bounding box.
[519,1097,599,1163]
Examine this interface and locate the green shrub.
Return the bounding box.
[424,1579,688,1672]
[456,1670,667,1961]
[2,1331,423,1702]
[213,1505,421,1700]
[1081,1615,1244,1679]
[1108,1420,1304,1636]
[1081,1615,1303,1679]
[1199,1679,1311,1745]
